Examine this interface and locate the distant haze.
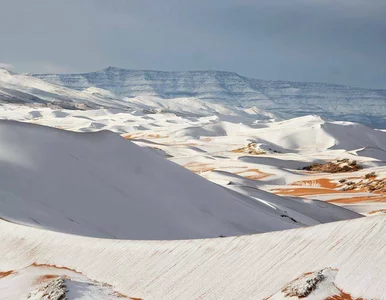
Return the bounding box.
[0,0,385,89]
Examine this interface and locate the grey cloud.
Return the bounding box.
[0,63,14,70]
[0,0,385,88]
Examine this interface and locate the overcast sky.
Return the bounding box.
[0,0,385,89]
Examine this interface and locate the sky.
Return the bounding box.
[0,0,385,89]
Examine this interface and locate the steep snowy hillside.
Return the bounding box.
[33,67,386,128]
[0,120,361,240]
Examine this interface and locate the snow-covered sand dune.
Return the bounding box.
[0,103,384,216]
[0,215,385,299]
[0,120,294,239]
[0,119,361,240]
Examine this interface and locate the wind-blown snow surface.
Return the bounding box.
[1,215,386,299]
[33,67,386,128]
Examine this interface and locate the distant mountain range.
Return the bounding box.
[32,67,386,128]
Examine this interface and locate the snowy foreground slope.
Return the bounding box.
[0,215,386,299]
[0,120,361,240]
[33,67,386,128]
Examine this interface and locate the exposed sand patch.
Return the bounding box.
[201,137,212,142]
[124,133,168,139]
[369,208,386,214]
[231,142,266,155]
[328,195,386,204]
[292,178,339,189]
[32,263,81,274]
[273,187,366,197]
[325,288,364,300]
[34,274,59,284]
[183,162,215,173]
[0,270,14,278]
[285,175,386,201]
[142,133,168,139]
[274,177,372,197]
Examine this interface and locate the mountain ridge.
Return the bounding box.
[32,66,386,90]
[32,67,386,128]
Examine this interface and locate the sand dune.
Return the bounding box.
[0,119,361,241]
[0,92,385,298]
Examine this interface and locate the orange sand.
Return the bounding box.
[328,195,386,204]
[274,177,367,196]
[235,168,272,180]
[325,288,364,300]
[273,187,354,196]
[34,274,59,284]
[292,178,339,189]
[0,270,14,278]
[184,162,215,173]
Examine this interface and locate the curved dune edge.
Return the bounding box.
[0,216,385,299]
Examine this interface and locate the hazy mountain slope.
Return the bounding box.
[0,215,385,299]
[0,69,129,110]
[33,67,386,128]
[0,69,275,120]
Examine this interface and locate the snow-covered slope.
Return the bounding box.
[0,215,385,299]
[245,115,386,156]
[0,104,385,214]
[0,69,134,110]
[0,68,275,121]
[0,119,361,240]
[33,67,386,128]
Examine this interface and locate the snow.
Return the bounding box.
[0,68,276,121]
[268,268,342,299]
[0,264,128,299]
[0,68,385,298]
[32,67,386,128]
[0,215,386,299]
[0,103,384,217]
[0,118,364,241]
